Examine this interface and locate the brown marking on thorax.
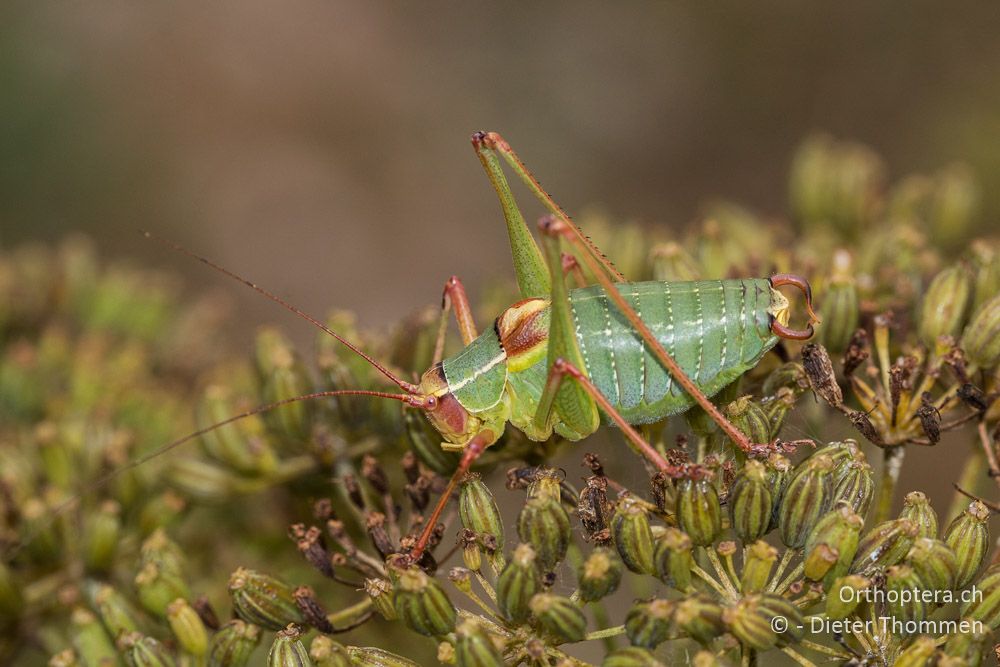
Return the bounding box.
[495,298,550,365]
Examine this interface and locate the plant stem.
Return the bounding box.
[768,549,796,592]
[799,639,851,659]
[977,421,1000,495]
[327,597,372,626]
[692,565,731,599]
[874,446,905,523]
[704,547,740,601]
[775,562,805,596]
[782,647,817,666]
[589,600,619,653]
[949,441,987,519]
[584,625,626,641]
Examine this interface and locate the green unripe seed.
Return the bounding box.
[308,636,351,667]
[82,500,122,574]
[135,561,191,618]
[850,518,918,575]
[611,497,656,574]
[962,294,1000,369]
[454,618,504,667]
[804,502,863,589]
[906,538,958,593]
[578,547,623,602]
[208,619,262,667]
[654,527,694,591]
[459,474,505,547]
[601,647,666,667]
[674,595,725,645]
[778,454,833,548]
[117,632,175,667]
[919,263,973,345]
[228,568,304,631]
[893,636,938,667]
[832,459,874,519]
[825,575,871,620]
[196,384,277,475]
[741,541,778,594]
[944,500,990,589]
[820,276,859,354]
[942,618,989,664]
[722,595,778,651]
[899,491,938,539]
[517,496,571,570]
[728,460,773,543]
[624,599,674,648]
[529,593,587,643]
[393,566,457,637]
[724,396,772,451]
[885,565,928,634]
[364,578,397,621]
[267,625,314,667]
[255,327,313,443]
[166,598,208,657]
[757,594,806,647]
[961,564,1000,629]
[496,543,541,624]
[90,583,141,638]
[765,453,792,531]
[70,608,117,667]
[675,477,722,547]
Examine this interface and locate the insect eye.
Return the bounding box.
[423,396,438,410]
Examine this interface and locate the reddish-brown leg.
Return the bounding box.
[561,252,588,288]
[472,131,626,284]
[537,215,757,453]
[409,429,495,561]
[537,358,692,478]
[433,275,479,364]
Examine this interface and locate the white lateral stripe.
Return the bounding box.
[447,351,507,393]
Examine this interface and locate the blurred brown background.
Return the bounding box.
[3,2,999,332]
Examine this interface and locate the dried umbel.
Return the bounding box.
[7,135,1000,666]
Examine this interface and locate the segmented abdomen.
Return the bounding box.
[568,279,776,424]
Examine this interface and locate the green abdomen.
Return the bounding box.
[568,279,777,425]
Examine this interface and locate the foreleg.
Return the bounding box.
[432,275,479,364]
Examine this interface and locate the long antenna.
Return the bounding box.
[3,389,419,561]
[142,231,418,393]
